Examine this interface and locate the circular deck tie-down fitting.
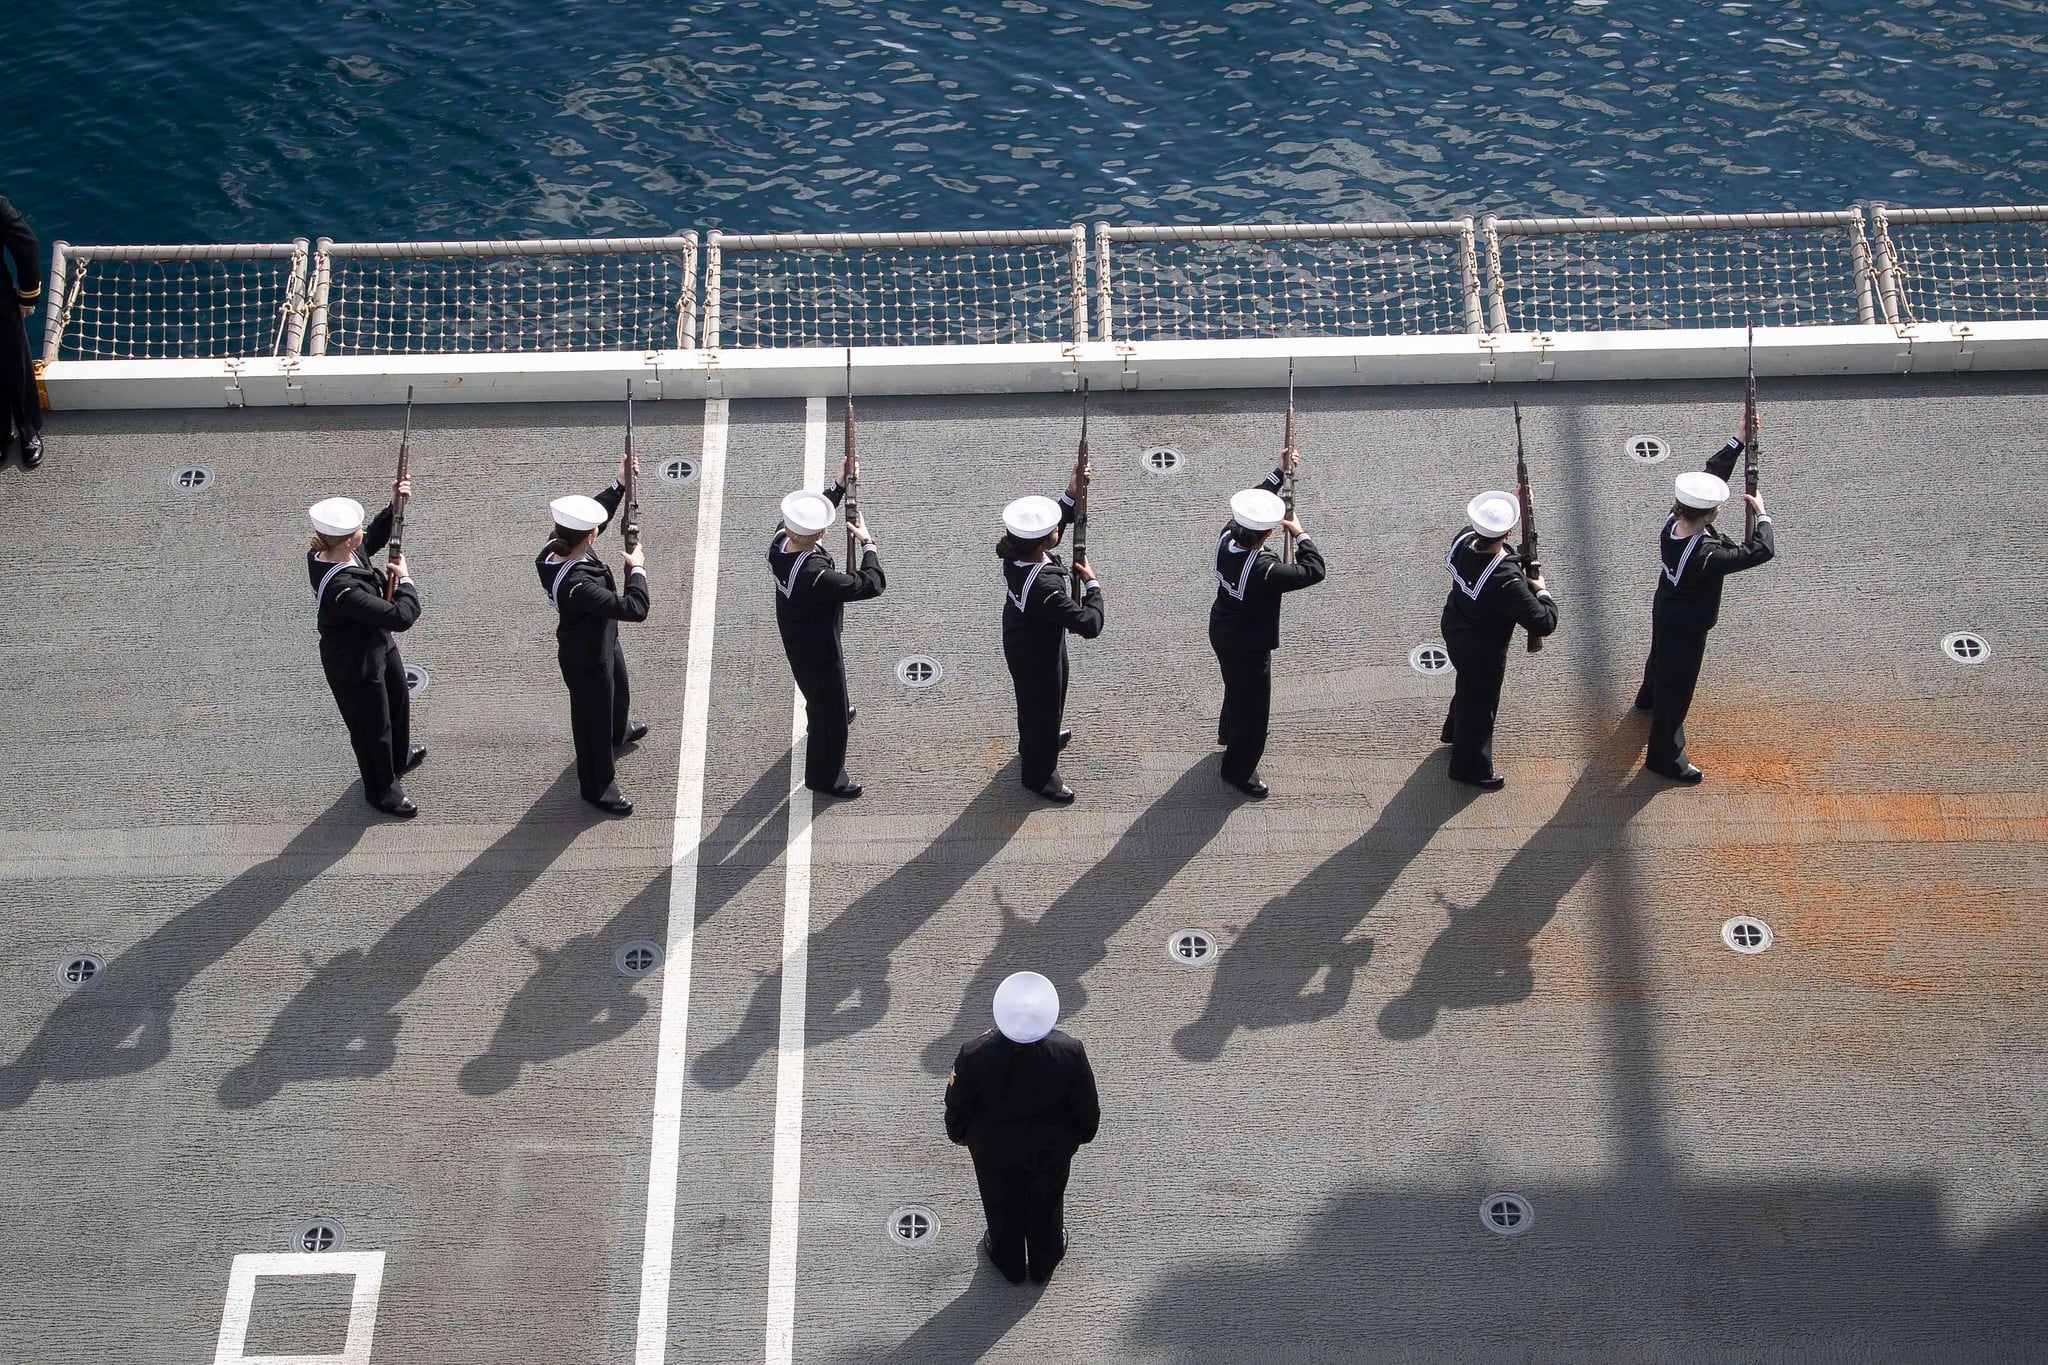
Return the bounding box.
[896,656,942,689]
[1139,447,1185,474]
[293,1218,345,1253]
[1481,1193,1534,1236]
[614,940,664,978]
[1409,643,1452,676]
[172,465,214,490]
[1941,631,1988,664]
[888,1205,938,1248]
[1167,929,1217,965]
[659,456,698,484]
[59,953,105,990]
[1625,435,1670,465]
[1721,916,1773,954]
[403,665,430,696]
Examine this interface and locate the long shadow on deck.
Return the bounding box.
[1379,731,1660,1042]
[692,767,1028,1091]
[0,793,371,1110]
[1127,1176,2048,1362]
[1174,755,1475,1064]
[219,770,596,1108]
[923,756,1237,1075]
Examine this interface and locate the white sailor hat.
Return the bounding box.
[550,494,608,532]
[308,496,366,537]
[781,490,836,536]
[1002,495,1062,539]
[993,970,1059,1044]
[1674,471,1730,510]
[1229,487,1287,532]
[1466,490,1520,538]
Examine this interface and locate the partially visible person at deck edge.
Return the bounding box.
[0,195,44,470]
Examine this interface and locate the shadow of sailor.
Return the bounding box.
[0,793,371,1111]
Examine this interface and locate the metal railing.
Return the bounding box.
[700,226,1088,349]
[304,234,698,356]
[36,205,2048,361]
[1479,210,1876,333]
[1868,203,2048,326]
[40,240,312,361]
[1094,219,1483,342]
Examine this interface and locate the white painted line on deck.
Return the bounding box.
[765,397,827,1363]
[635,397,730,1365]
[213,1251,385,1365]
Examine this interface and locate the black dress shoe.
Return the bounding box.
[1029,1229,1070,1285]
[980,1233,1026,1285]
[401,745,427,772]
[1225,773,1269,799]
[1057,729,1072,751]
[1653,761,1705,784]
[20,432,42,469]
[810,779,862,800]
[369,788,418,818]
[618,720,648,748]
[585,784,635,815]
[1451,771,1507,791]
[846,707,857,725]
[1029,777,1075,805]
[1632,691,1654,712]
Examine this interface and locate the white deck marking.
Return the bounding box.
[635,398,730,1364]
[213,1251,385,1364]
[765,397,827,1362]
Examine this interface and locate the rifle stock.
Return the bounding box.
[621,381,640,552]
[385,386,413,600]
[1513,402,1543,654]
[1282,358,1297,564]
[843,349,859,562]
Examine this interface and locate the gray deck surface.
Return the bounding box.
[0,376,2044,1363]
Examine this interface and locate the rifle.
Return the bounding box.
[1513,401,1542,654]
[1282,358,1298,564]
[385,386,413,601]
[1743,325,1760,540]
[622,380,640,553]
[1071,379,1090,568]
[843,348,859,562]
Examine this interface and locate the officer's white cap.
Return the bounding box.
[992,970,1059,1044]
[308,496,366,537]
[1229,488,1287,532]
[1467,491,1520,538]
[1002,495,1062,539]
[1674,471,1730,510]
[550,494,608,532]
[781,490,836,536]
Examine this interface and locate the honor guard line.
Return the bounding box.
[10,203,2048,1363]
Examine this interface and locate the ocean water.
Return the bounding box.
[5,0,2047,247]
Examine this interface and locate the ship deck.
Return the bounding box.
[1,375,2044,1363]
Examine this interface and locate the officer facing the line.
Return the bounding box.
[1440,489,1558,789]
[1635,459,1774,783]
[308,482,424,817]
[770,447,884,799]
[1208,447,1326,799]
[538,452,648,815]
[998,465,1103,805]
[946,971,1100,1286]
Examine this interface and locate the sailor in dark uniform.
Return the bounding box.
[1,195,44,468]
[1439,489,1558,789]
[307,487,423,817]
[769,449,884,799]
[1209,450,1326,799]
[946,970,1100,1286]
[1634,462,1774,783]
[538,454,648,815]
[998,470,1103,804]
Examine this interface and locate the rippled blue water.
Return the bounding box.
[7,0,2046,246]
